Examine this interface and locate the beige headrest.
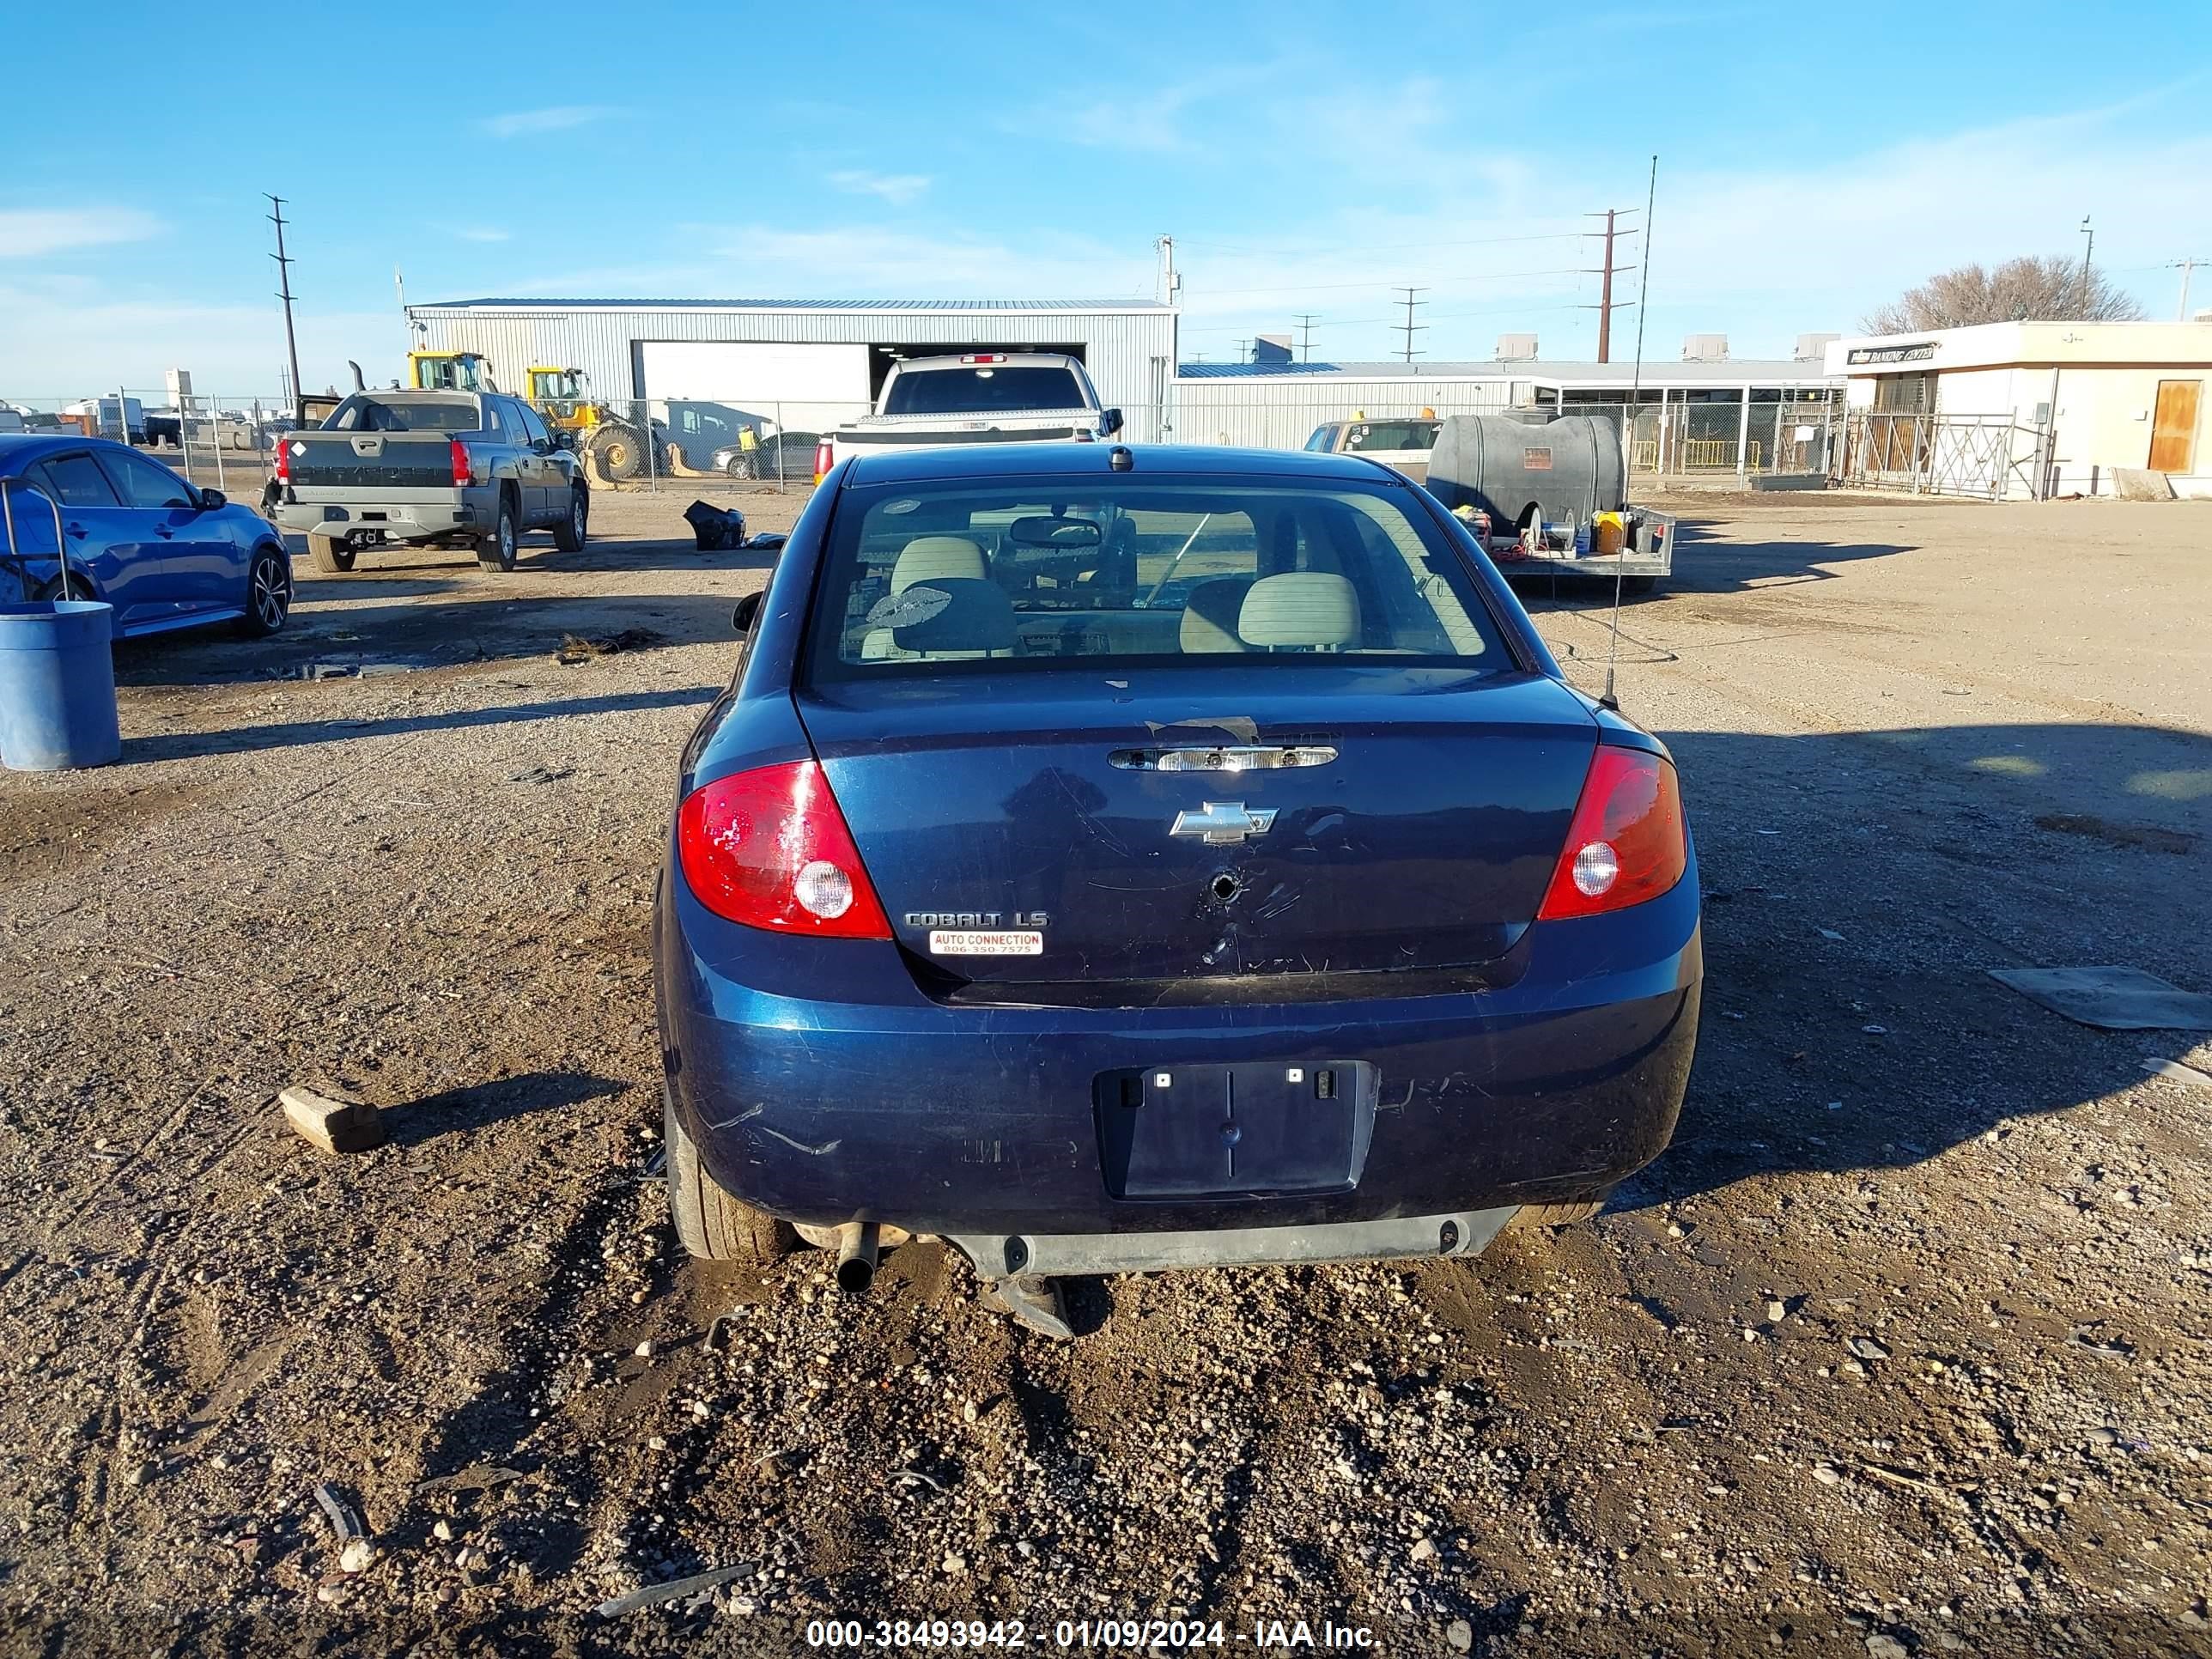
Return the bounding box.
[1237,572,1361,649]
[891,536,986,592]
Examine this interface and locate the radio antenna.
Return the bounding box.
[1601,154,1657,711]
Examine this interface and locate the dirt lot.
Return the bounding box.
[3,486,2209,1656]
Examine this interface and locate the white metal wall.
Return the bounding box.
[1173,375,1513,450]
[406,306,1178,441]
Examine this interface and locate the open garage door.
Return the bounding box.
[637,342,871,404]
[636,342,875,472]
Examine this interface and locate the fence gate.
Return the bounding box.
[1840,412,2048,500]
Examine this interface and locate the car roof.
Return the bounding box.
[890,352,1080,372]
[842,442,1404,487]
[0,432,132,473]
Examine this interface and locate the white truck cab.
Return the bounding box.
[816,354,1122,479]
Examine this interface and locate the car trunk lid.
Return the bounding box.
[799,665,1598,986]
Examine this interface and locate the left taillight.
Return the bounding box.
[449,437,472,487]
[1536,745,1686,921]
[677,761,891,939]
[274,440,293,483]
[812,440,835,483]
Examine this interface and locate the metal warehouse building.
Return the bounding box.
[1175,356,1844,475]
[404,297,1179,442]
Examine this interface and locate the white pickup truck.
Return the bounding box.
[813,353,1123,479]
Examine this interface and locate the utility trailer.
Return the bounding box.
[1423,411,1675,592]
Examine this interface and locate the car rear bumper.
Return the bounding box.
[657,854,1700,1243]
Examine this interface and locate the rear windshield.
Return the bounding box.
[805,479,1509,681]
[326,397,479,433]
[880,366,1086,416]
[1344,420,1441,453]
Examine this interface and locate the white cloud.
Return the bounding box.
[457,227,512,243]
[0,208,162,259]
[1179,86,2212,360]
[478,106,618,139]
[508,225,1154,304]
[826,170,933,207]
[1059,64,1277,152]
[0,279,402,396]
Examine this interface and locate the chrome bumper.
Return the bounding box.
[944,1206,1519,1282]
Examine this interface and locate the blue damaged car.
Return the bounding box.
[654,441,1698,1334]
[0,435,292,636]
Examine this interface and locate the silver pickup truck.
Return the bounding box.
[271,390,587,574]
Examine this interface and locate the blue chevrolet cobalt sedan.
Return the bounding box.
[655,443,1698,1333]
[0,434,292,637]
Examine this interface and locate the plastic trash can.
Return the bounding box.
[0,600,122,770]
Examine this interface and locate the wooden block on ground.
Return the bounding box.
[281,1086,386,1154]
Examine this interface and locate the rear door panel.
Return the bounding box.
[801,665,1596,985]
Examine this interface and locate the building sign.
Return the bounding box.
[1846,343,1936,366]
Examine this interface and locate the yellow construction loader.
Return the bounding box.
[520,366,659,483]
[404,353,659,483]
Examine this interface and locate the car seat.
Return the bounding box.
[861,537,989,659]
[1179,576,1257,653]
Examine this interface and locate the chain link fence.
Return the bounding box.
[568,398,866,494]
[3,387,875,501]
[1477,392,1845,482]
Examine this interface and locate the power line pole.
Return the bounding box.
[1235,337,1252,364]
[1393,287,1428,363]
[2174,258,2204,320]
[267,195,302,409]
[1583,207,1640,362]
[2078,216,2094,309]
[1295,313,1317,362]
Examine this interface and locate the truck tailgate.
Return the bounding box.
[283,432,455,490]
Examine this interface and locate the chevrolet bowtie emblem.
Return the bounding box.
[1170,801,1279,844]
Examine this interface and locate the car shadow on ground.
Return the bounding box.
[279,532,781,581]
[1603,717,2211,1220]
[385,1070,626,1149]
[1507,525,1919,609]
[111,590,750,689]
[120,684,720,764]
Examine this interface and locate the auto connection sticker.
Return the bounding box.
[928,929,1044,957]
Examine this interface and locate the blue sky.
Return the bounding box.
[3,0,2209,394]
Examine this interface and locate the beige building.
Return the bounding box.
[1825,320,2212,499]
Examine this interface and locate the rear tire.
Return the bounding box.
[665,1088,797,1263]
[307,533,356,574]
[33,572,97,605]
[1621,575,1659,596]
[552,486,587,552]
[477,495,518,572]
[236,547,292,636]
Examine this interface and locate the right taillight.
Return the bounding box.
[677,760,890,939]
[1536,745,1686,921]
[812,441,834,483]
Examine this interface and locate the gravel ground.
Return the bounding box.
[3,487,2209,1657]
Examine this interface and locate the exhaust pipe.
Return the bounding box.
[348,360,365,392]
[835,1222,880,1295]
